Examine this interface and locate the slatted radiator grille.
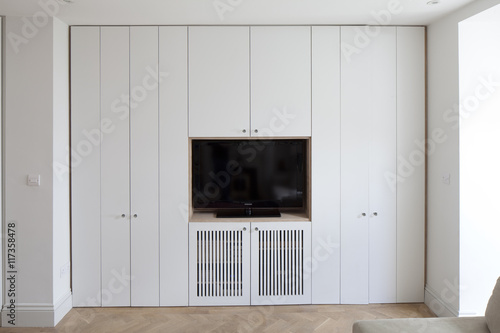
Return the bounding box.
[258,229,304,297]
[196,230,244,297]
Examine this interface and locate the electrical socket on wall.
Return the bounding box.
[60,262,70,278]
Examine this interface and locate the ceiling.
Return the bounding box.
[0,0,475,26]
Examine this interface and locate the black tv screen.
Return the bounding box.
[192,139,306,214]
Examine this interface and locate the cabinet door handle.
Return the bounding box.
[133,214,138,218]
[121,214,126,218]
[254,129,258,133]
[361,213,366,217]
[243,227,247,231]
[255,227,259,231]
[242,129,247,133]
[373,212,378,216]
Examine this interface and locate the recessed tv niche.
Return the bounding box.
[192,139,308,218]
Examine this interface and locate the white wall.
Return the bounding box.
[426,0,500,317]
[2,16,71,327]
[459,16,500,316]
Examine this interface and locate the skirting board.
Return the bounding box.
[1,290,72,327]
[424,285,459,317]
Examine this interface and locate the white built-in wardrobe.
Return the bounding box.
[71,25,425,307]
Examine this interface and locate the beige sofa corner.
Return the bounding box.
[353,277,500,333]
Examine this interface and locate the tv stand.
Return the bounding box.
[217,208,281,218]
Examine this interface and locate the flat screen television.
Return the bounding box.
[192,139,306,218]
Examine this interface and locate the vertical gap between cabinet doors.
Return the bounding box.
[338,26,343,302]
[187,27,190,142]
[157,25,161,304]
[423,26,428,289]
[338,26,342,302]
[394,27,399,301]
[68,26,73,293]
[249,27,252,135]
[128,26,132,306]
[98,26,103,306]
[186,27,191,303]
[310,26,313,143]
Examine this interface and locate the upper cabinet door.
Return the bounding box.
[189,27,250,137]
[250,26,311,137]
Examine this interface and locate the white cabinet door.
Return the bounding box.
[250,26,311,137]
[311,26,341,305]
[159,26,189,306]
[340,26,397,304]
[368,28,397,304]
[250,222,312,305]
[189,27,250,137]
[130,26,159,306]
[340,26,371,305]
[100,26,131,307]
[396,27,425,303]
[189,223,251,306]
[71,26,101,307]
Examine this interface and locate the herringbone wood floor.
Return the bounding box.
[0,304,435,333]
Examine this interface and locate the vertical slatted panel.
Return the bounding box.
[190,224,249,305]
[257,229,305,296]
[251,222,311,305]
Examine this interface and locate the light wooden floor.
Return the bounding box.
[0,304,435,333]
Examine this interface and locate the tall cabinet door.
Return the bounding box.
[250,26,311,137]
[159,26,189,307]
[189,27,250,137]
[130,27,160,306]
[340,26,397,304]
[340,26,372,305]
[311,26,341,305]
[368,28,397,304]
[100,27,131,307]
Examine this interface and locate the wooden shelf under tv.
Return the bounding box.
[190,210,310,223]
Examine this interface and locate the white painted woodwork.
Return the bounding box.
[70,26,101,307]
[189,223,251,306]
[340,27,398,304]
[311,26,341,305]
[396,27,426,303]
[159,26,189,306]
[250,26,311,137]
[70,25,425,308]
[130,26,159,306]
[188,27,250,137]
[250,222,312,305]
[340,26,371,305]
[368,27,397,304]
[100,26,131,307]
